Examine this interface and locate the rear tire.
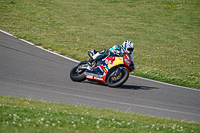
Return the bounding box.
[70,61,87,82]
[106,68,129,87]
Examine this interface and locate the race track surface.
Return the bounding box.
[0,31,200,122]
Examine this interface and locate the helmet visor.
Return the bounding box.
[127,48,134,51]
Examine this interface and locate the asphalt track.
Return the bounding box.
[0,31,200,123]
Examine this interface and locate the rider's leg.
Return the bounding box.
[88,49,108,67]
[88,57,95,66]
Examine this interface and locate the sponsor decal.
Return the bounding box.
[86,75,93,79]
[105,57,115,65]
[102,67,107,73]
[94,77,103,81]
[105,59,112,64]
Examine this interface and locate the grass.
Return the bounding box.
[0,96,200,133]
[0,0,199,89]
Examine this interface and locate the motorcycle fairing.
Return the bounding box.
[85,65,105,77]
[107,57,123,69]
[84,55,128,83]
[85,65,108,82]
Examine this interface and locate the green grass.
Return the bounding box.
[0,0,199,88]
[0,96,200,133]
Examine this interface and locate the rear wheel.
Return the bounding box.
[70,61,87,82]
[106,68,129,87]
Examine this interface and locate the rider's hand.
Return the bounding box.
[113,50,120,55]
[119,53,124,56]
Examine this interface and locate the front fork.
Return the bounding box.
[112,66,123,76]
[109,67,124,82]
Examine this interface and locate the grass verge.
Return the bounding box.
[0,96,200,133]
[0,0,199,88]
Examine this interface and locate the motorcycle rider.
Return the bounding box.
[87,40,134,69]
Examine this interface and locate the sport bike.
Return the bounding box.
[70,49,135,87]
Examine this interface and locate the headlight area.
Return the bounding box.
[125,58,135,71]
[124,58,131,66]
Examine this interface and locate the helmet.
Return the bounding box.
[122,40,134,54]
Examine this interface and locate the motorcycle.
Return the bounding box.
[70,49,135,87]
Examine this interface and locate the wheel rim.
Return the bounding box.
[109,71,124,84]
[110,72,122,82]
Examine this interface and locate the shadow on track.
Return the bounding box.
[81,81,158,90]
[119,84,159,90]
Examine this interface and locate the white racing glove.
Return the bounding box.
[113,49,120,55]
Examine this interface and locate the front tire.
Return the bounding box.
[106,68,129,87]
[70,61,87,82]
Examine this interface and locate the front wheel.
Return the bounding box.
[70,61,87,82]
[106,68,129,88]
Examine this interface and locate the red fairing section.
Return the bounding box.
[105,56,116,66]
[123,54,132,71]
[86,75,107,83]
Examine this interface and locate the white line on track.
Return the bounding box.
[39,88,200,117]
[3,80,199,117]
[0,30,17,38]
[0,30,199,92]
[130,75,200,91]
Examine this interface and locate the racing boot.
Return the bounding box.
[87,57,96,70]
